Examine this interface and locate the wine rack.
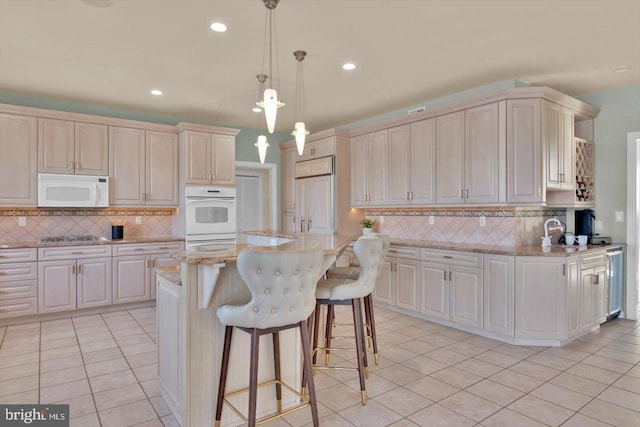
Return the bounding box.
[575,138,594,203]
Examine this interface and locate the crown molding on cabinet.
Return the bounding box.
[278,128,350,150]
[175,122,240,136]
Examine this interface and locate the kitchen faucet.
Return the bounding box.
[541,218,564,247]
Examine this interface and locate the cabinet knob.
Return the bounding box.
[460,189,464,199]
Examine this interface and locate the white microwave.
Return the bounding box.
[38,173,109,207]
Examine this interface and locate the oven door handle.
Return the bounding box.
[186,198,236,204]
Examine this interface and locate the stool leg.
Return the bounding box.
[351,298,367,405]
[215,326,233,427]
[312,305,321,366]
[248,328,260,427]
[324,304,334,365]
[363,297,372,348]
[365,293,379,365]
[300,319,319,427]
[358,300,369,378]
[272,331,282,413]
[301,312,313,396]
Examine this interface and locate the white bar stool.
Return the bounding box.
[215,246,324,427]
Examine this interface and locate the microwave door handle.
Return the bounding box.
[93,184,99,205]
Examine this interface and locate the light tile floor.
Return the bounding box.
[1,306,639,426]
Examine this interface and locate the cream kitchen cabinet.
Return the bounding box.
[281,145,296,212]
[281,212,296,233]
[543,101,574,191]
[372,245,420,311]
[295,175,333,233]
[112,242,183,304]
[436,103,504,205]
[182,130,236,186]
[350,130,387,206]
[0,248,38,319]
[109,126,178,206]
[37,245,112,313]
[297,136,335,161]
[579,251,607,332]
[38,118,108,176]
[483,254,514,336]
[0,113,37,206]
[420,249,483,328]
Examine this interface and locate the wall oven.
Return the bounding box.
[185,186,236,247]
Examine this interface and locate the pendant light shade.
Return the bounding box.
[291,50,309,155]
[256,0,284,134]
[255,134,270,164]
[262,88,279,134]
[254,74,270,164]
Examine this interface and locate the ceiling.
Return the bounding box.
[1,0,639,133]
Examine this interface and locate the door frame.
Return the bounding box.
[236,161,278,230]
[626,131,640,320]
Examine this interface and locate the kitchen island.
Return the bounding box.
[158,233,352,427]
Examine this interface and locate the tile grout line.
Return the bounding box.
[71,315,104,427]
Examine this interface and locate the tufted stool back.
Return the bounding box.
[324,236,384,301]
[363,234,391,277]
[217,246,324,329]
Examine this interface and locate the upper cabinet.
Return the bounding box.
[436,111,465,204]
[410,119,437,205]
[297,136,335,161]
[109,126,178,206]
[38,118,108,176]
[543,101,574,191]
[181,130,236,186]
[0,113,37,206]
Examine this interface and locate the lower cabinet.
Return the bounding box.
[420,262,449,320]
[112,256,150,304]
[579,251,607,332]
[372,246,420,311]
[449,266,483,329]
[77,258,112,309]
[0,248,38,319]
[483,254,514,336]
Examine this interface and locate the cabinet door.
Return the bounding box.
[594,266,607,325]
[450,266,483,328]
[566,258,581,339]
[77,257,112,308]
[212,135,235,185]
[350,134,368,206]
[295,180,306,233]
[0,113,37,206]
[507,99,543,203]
[579,268,596,332]
[75,122,108,176]
[306,175,333,233]
[436,111,465,204]
[367,129,388,205]
[281,146,296,212]
[38,118,75,174]
[515,257,566,339]
[113,256,150,304]
[372,258,394,306]
[146,131,179,206]
[410,118,436,204]
[561,108,575,190]
[420,262,449,320]
[466,103,501,203]
[157,276,182,412]
[281,212,296,233]
[386,124,411,205]
[184,131,211,184]
[109,126,146,205]
[483,254,514,336]
[38,260,76,313]
[544,101,563,189]
[395,258,420,311]
[150,254,180,301]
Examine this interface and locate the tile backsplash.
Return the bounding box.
[0,208,176,242]
[366,207,567,246]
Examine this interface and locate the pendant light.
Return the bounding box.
[292,50,309,156]
[256,0,284,134]
[254,74,270,164]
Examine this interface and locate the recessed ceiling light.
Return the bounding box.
[342,63,356,71]
[210,22,227,32]
[614,67,630,73]
[252,107,262,113]
[150,90,163,96]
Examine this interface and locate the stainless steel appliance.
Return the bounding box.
[184,186,237,248]
[38,173,109,207]
[606,247,624,321]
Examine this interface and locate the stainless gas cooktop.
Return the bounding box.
[39,235,106,244]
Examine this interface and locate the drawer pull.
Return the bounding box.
[159,247,170,250]
[71,252,83,255]
[134,248,146,251]
[443,255,453,259]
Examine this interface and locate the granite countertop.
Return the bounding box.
[172,233,355,265]
[0,236,184,250]
[154,265,181,286]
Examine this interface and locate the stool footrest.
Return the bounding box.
[222,379,310,425]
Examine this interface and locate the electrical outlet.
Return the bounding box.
[595,220,603,232]
[135,216,142,225]
[428,215,435,225]
[18,216,26,227]
[615,211,624,222]
[379,216,384,224]
[479,216,486,227]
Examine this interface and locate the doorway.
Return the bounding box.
[235,161,278,233]
[626,131,640,320]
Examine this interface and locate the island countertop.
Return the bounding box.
[171,232,355,265]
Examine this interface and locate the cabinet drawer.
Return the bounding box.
[421,248,483,268]
[39,245,112,261]
[0,248,37,264]
[387,245,420,260]
[112,242,183,256]
[0,297,38,319]
[295,156,333,178]
[581,251,606,269]
[0,280,37,300]
[0,262,37,282]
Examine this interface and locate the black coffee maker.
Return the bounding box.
[575,209,596,238]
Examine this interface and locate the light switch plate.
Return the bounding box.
[479,216,486,227]
[135,216,142,225]
[615,211,624,222]
[428,215,434,225]
[595,220,603,232]
[18,216,26,227]
[379,216,384,224]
